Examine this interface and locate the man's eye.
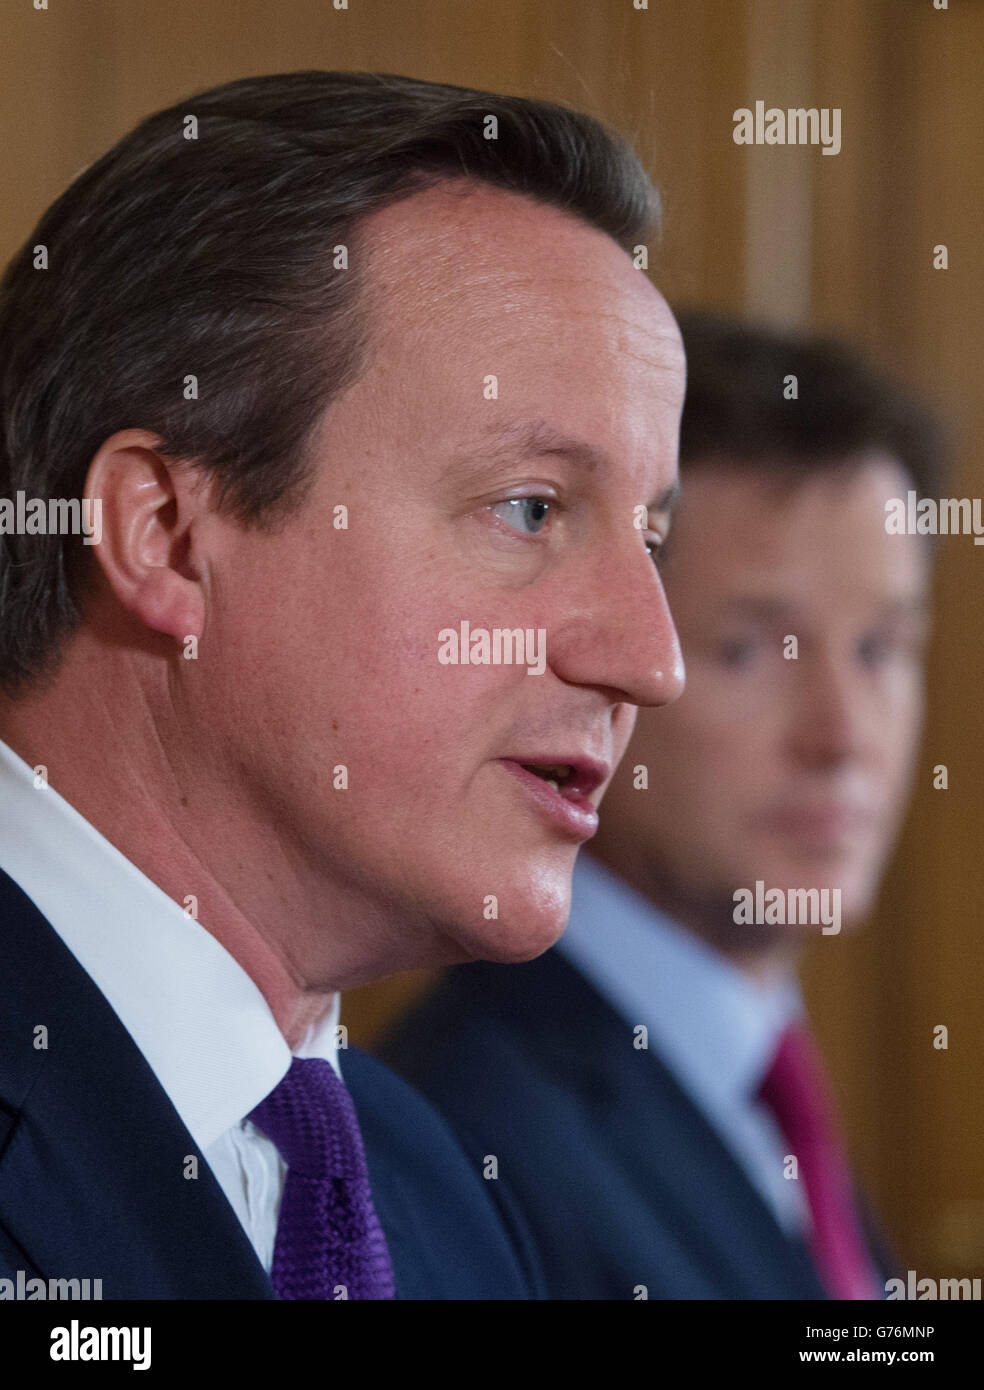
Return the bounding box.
[719,638,758,668]
[858,633,889,667]
[489,497,552,534]
[645,536,664,567]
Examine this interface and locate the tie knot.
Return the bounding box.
[248,1056,365,1179]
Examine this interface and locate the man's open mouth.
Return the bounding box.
[498,757,607,839]
[504,757,608,800]
[518,762,574,793]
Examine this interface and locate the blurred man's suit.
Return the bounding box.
[381,854,896,1300]
[0,744,536,1299]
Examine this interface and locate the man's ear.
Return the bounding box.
[83,429,209,645]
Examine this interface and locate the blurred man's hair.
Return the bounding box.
[676,311,944,497]
[0,70,659,695]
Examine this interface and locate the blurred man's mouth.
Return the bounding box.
[499,755,609,840]
[757,803,876,849]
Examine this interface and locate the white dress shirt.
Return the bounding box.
[557,853,811,1236]
[0,735,341,1273]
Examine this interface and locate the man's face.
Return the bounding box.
[191,181,685,984]
[593,456,931,934]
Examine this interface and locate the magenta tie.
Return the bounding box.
[248,1056,396,1300]
[758,1023,880,1300]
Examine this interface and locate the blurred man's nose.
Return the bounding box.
[790,647,867,769]
[548,541,685,708]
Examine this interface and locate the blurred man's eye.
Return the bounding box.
[488,497,552,534]
[718,637,759,668]
[858,633,889,668]
[858,628,926,668]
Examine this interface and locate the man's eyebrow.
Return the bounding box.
[447,417,606,477]
[724,596,802,622]
[723,593,930,622]
[448,416,680,514]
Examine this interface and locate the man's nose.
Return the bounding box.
[790,650,865,768]
[547,545,685,708]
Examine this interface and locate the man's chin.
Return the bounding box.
[726,861,875,941]
[474,930,561,967]
[451,883,572,965]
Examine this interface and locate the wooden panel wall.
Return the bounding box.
[803,0,984,1277]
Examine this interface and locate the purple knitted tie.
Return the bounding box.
[247,1056,396,1300]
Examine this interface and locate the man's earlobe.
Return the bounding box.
[127,567,206,645]
[83,429,207,645]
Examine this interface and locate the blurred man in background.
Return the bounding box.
[381,312,942,1299]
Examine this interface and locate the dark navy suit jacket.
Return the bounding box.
[379,949,897,1300]
[0,867,538,1299]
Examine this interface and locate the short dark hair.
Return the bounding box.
[0,70,660,695]
[675,310,945,496]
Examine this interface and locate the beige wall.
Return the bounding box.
[3,0,980,1278]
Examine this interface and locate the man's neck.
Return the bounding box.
[0,654,345,1050]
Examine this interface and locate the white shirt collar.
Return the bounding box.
[558,853,802,1105]
[0,736,340,1152]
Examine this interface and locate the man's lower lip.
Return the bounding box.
[499,760,599,840]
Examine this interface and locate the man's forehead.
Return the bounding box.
[679,452,913,506]
[667,458,931,602]
[671,535,931,622]
[378,261,679,366]
[362,181,677,340]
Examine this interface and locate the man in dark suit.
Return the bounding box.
[0,72,687,1299]
[381,314,942,1299]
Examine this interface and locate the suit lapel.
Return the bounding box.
[600,1017,827,1297]
[0,868,274,1299]
[504,950,829,1298]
